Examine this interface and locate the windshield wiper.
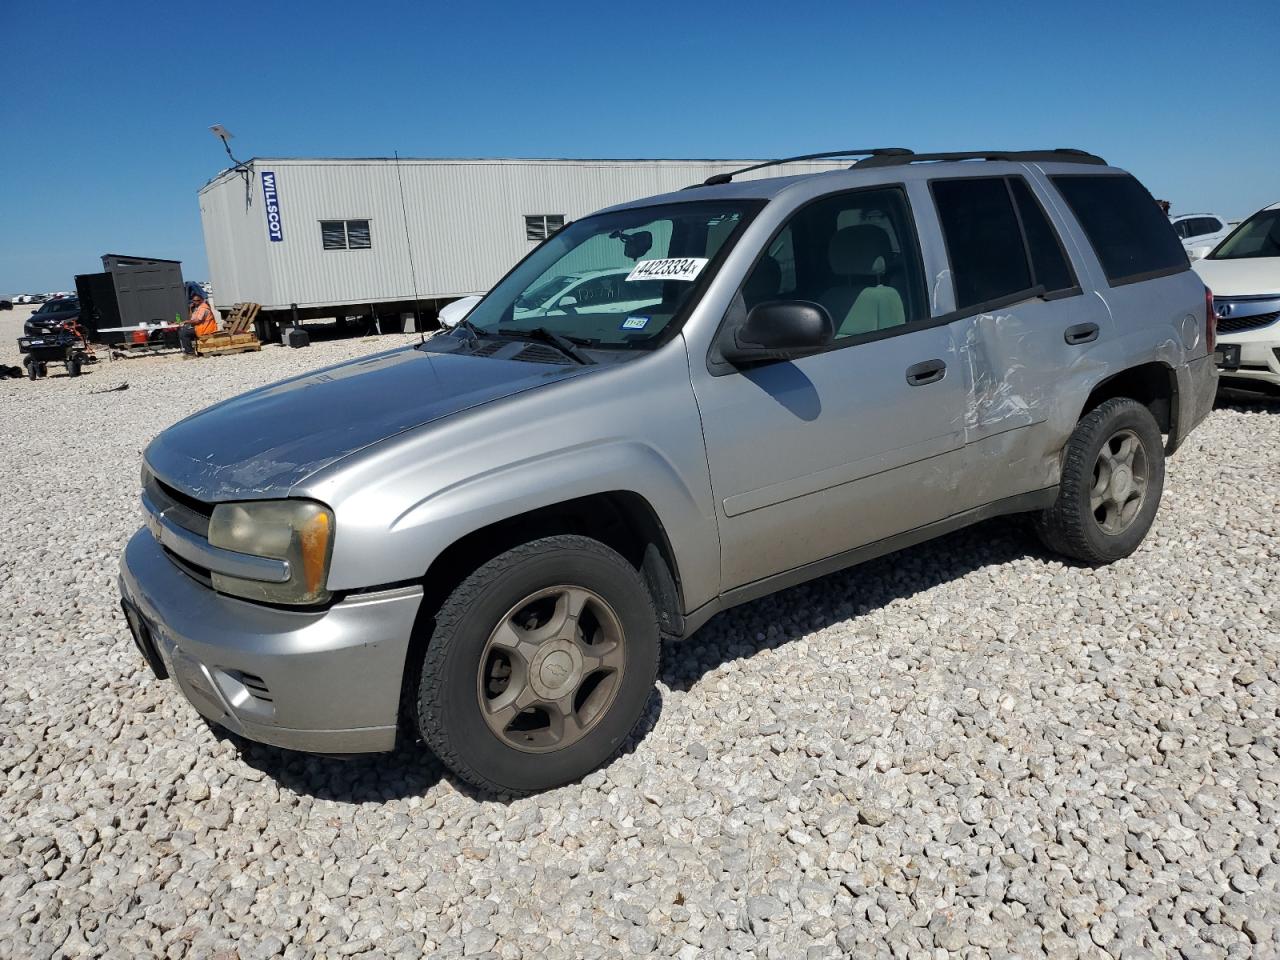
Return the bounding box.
[497,326,596,365]
[453,317,490,340]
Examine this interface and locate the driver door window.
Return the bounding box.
[740,187,928,341]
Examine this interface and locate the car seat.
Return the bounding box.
[819,226,905,336]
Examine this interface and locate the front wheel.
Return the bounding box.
[1035,397,1166,564]
[414,535,660,794]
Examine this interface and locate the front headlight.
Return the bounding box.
[208,500,335,605]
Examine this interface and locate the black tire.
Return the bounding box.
[26,361,38,381]
[1035,397,1165,565]
[68,358,82,377]
[414,535,660,794]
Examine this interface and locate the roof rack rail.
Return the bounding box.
[694,148,913,187]
[854,148,1107,168]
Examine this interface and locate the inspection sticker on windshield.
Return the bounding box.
[626,257,708,282]
[621,316,650,330]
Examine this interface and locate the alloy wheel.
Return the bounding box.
[476,585,626,753]
[1090,428,1149,535]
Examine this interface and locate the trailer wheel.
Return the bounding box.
[26,360,38,380]
[68,357,83,377]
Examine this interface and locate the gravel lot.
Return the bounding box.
[1,319,1278,959]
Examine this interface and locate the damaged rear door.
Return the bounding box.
[926,172,1112,502]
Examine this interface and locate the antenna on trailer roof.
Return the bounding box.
[393,150,425,344]
[209,124,252,207]
[206,122,250,207]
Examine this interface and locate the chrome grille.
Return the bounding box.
[162,547,213,588]
[145,475,212,537]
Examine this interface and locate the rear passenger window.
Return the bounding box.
[1051,174,1188,284]
[740,187,927,340]
[1009,178,1075,295]
[932,178,1031,309]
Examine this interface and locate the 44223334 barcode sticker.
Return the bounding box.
[625,257,709,282]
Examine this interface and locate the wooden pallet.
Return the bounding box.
[197,302,262,356]
[198,332,262,356]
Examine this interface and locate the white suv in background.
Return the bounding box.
[1171,213,1231,261]
[1194,201,1280,394]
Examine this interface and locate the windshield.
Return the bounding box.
[36,298,77,314]
[464,200,760,348]
[515,275,576,309]
[1208,209,1280,260]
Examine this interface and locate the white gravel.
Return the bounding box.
[1,332,1278,959]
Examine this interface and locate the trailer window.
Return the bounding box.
[320,220,372,251]
[525,215,566,242]
[346,221,371,249]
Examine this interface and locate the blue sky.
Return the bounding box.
[2,0,1277,293]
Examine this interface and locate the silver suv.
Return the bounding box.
[119,148,1218,793]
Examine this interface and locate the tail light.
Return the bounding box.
[1204,286,1216,353]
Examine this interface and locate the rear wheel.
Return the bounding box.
[68,357,82,377]
[414,535,660,794]
[1035,397,1165,564]
[25,360,37,380]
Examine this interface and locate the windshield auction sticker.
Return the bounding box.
[626,258,708,282]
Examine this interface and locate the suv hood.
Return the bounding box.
[146,345,589,501]
[1193,256,1280,297]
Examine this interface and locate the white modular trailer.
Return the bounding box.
[197,157,849,317]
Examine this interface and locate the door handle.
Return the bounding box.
[1064,322,1099,345]
[905,359,946,386]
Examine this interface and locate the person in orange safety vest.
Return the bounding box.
[180,292,219,356]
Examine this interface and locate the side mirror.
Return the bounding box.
[438,295,482,329]
[721,300,834,364]
[557,295,578,308]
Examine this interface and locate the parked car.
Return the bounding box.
[119,148,1217,793]
[0,300,12,311]
[23,296,81,336]
[1193,201,1280,393]
[1171,213,1232,261]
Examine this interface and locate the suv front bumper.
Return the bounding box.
[118,528,422,754]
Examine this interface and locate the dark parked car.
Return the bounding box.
[0,300,13,311]
[23,296,81,336]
